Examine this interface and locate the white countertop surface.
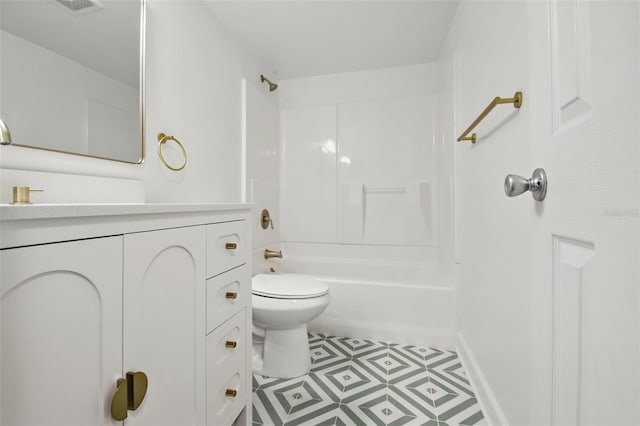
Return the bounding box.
[0,203,252,221]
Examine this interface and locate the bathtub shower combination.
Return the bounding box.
[251,243,456,378]
[275,243,452,345]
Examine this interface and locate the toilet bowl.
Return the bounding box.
[252,273,330,378]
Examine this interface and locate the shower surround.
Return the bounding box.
[247,63,455,348]
[264,242,454,348]
[278,65,441,249]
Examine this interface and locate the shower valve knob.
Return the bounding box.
[504,168,547,201]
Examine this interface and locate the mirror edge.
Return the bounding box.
[5,0,146,165]
[139,0,146,165]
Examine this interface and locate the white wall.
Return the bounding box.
[438,2,532,424]
[0,0,263,204]
[278,64,441,251]
[142,0,263,203]
[244,76,281,273]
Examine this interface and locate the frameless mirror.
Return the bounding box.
[0,0,144,163]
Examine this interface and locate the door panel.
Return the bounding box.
[123,227,205,426]
[1,237,123,426]
[529,1,639,425]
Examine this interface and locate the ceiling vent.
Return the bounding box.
[52,0,103,15]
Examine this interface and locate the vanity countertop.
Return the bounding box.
[0,203,252,221]
[0,203,254,249]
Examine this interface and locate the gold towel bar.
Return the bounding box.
[457,92,523,143]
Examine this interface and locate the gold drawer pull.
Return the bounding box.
[225,340,238,349]
[225,292,238,299]
[226,389,237,398]
[225,242,237,250]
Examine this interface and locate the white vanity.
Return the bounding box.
[0,204,252,426]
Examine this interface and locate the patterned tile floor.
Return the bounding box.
[253,333,487,426]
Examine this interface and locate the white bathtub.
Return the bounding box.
[255,243,455,348]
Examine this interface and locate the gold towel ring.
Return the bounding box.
[157,133,187,171]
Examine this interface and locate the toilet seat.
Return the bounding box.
[252,273,329,299]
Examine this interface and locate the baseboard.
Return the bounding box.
[456,332,509,426]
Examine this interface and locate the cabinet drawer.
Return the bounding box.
[207,310,246,426]
[207,309,246,376]
[206,265,249,334]
[206,221,246,278]
[207,370,245,426]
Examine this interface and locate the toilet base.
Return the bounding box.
[256,324,310,379]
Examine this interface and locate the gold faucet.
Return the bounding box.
[11,186,43,204]
[264,249,283,260]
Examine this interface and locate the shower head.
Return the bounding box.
[260,74,278,92]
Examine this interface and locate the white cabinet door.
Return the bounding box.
[0,237,123,426]
[123,226,206,426]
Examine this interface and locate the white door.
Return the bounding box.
[123,226,206,426]
[0,237,123,426]
[528,1,639,425]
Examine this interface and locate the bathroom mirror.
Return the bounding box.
[0,0,145,164]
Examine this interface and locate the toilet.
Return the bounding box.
[251,273,330,378]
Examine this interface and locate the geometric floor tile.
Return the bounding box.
[428,365,474,398]
[254,374,305,391]
[387,365,430,388]
[302,373,343,403]
[324,336,389,359]
[434,395,487,426]
[276,381,324,416]
[253,333,486,426]
[389,344,441,368]
[346,357,387,387]
[310,348,351,374]
[310,341,342,366]
[387,384,438,419]
[284,400,340,426]
[353,350,416,384]
[344,393,424,425]
[253,389,289,425]
[425,349,460,372]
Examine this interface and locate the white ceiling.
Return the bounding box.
[205,1,459,80]
[1,1,458,86]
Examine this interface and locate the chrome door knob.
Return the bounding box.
[504,168,547,201]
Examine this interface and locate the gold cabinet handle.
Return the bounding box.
[225,292,238,299]
[110,371,149,421]
[127,371,148,411]
[225,340,237,349]
[226,389,237,398]
[111,378,128,421]
[225,242,237,250]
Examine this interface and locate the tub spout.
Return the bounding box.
[264,249,283,260]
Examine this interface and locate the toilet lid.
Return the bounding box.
[252,273,329,299]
